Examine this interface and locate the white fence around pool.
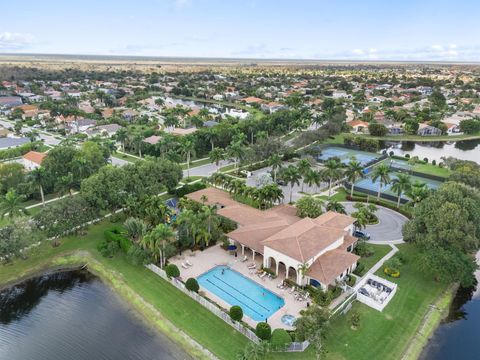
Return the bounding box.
[145,264,310,352]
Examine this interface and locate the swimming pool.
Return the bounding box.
[197,266,284,321]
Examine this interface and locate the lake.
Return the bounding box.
[383,139,480,164]
[421,252,480,360]
[0,270,191,360]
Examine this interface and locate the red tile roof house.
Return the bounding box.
[187,188,359,290]
[23,151,46,171]
[347,120,370,133]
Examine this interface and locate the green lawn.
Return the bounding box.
[357,244,392,274]
[322,244,451,360]
[0,221,249,360]
[412,163,451,178]
[352,132,480,142]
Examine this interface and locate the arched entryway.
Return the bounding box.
[266,257,277,272]
[277,261,287,278]
[286,266,298,283]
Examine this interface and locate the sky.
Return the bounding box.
[1,0,480,62]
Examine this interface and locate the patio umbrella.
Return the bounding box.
[227,245,237,251]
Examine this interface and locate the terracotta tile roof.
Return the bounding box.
[143,135,162,145]
[307,249,360,286]
[241,96,265,104]
[261,218,347,262]
[313,211,356,229]
[23,151,46,165]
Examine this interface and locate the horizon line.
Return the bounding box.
[0,52,479,66]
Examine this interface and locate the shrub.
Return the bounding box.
[97,240,120,258]
[432,160,437,166]
[165,264,180,278]
[271,329,292,347]
[104,226,131,253]
[256,322,272,340]
[423,157,429,163]
[126,245,152,265]
[405,154,410,158]
[346,275,356,287]
[229,305,243,321]
[384,267,401,278]
[354,242,374,257]
[314,289,332,306]
[353,263,366,276]
[350,311,360,328]
[329,286,342,299]
[185,278,199,293]
[384,257,402,271]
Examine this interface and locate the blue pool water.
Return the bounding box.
[197,266,284,321]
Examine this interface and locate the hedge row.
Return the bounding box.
[346,194,412,218]
[173,181,206,198]
[0,141,42,161]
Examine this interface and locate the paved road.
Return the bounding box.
[110,156,132,167]
[183,159,232,178]
[341,201,407,243]
[0,119,61,146]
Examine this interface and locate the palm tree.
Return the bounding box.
[390,174,412,208]
[371,164,391,201]
[204,128,218,151]
[0,190,27,220]
[407,181,429,207]
[141,224,175,268]
[176,209,195,243]
[124,217,147,244]
[209,148,224,172]
[298,263,310,284]
[227,141,245,170]
[345,159,364,198]
[29,167,47,206]
[326,201,346,214]
[304,169,321,194]
[115,127,128,152]
[269,154,282,182]
[297,158,312,193]
[181,138,196,179]
[133,133,144,158]
[282,165,301,203]
[321,159,343,197]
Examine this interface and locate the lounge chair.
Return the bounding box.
[240,255,248,262]
[186,260,193,267]
[247,264,256,269]
[259,272,267,279]
[289,287,296,294]
[181,263,189,269]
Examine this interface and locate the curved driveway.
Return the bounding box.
[341,202,408,244]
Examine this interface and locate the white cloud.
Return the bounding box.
[0,32,34,50]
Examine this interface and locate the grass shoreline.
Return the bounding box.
[352,132,480,142]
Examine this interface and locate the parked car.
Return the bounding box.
[276,179,286,186]
[353,230,371,240]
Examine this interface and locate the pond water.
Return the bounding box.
[421,252,480,360]
[383,139,480,164]
[0,270,191,360]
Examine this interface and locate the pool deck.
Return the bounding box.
[169,244,308,330]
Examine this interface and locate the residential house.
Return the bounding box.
[0,96,23,109]
[85,124,123,138]
[261,102,287,113]
[23,151,46,171]
[417,123,442,136]
[143,135,162,145]
[0,137,30,150]
[347,120,369,133]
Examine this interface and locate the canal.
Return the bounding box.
[0,270,191,360]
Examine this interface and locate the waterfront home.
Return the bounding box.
[187,188,359,290]
[347,120,369,133]
[417,123,442,136]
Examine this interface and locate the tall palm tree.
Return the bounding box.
[227,141,245,170]
[321,159,343,197]
[304,169,321,194]
[296,158,312,193]
[176,209,195,243]
[181,138,196,179]
[0,190,27,220]
[29,167,47,206]
[209,148,224,172]
[115,127,128,152]
[141,224,175,268]
[371,164,391,201]
[133,133,144,158]
[269,154,282,182]
[282,165,301,203]
[345,158,364,198]
[390,173,412,208]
